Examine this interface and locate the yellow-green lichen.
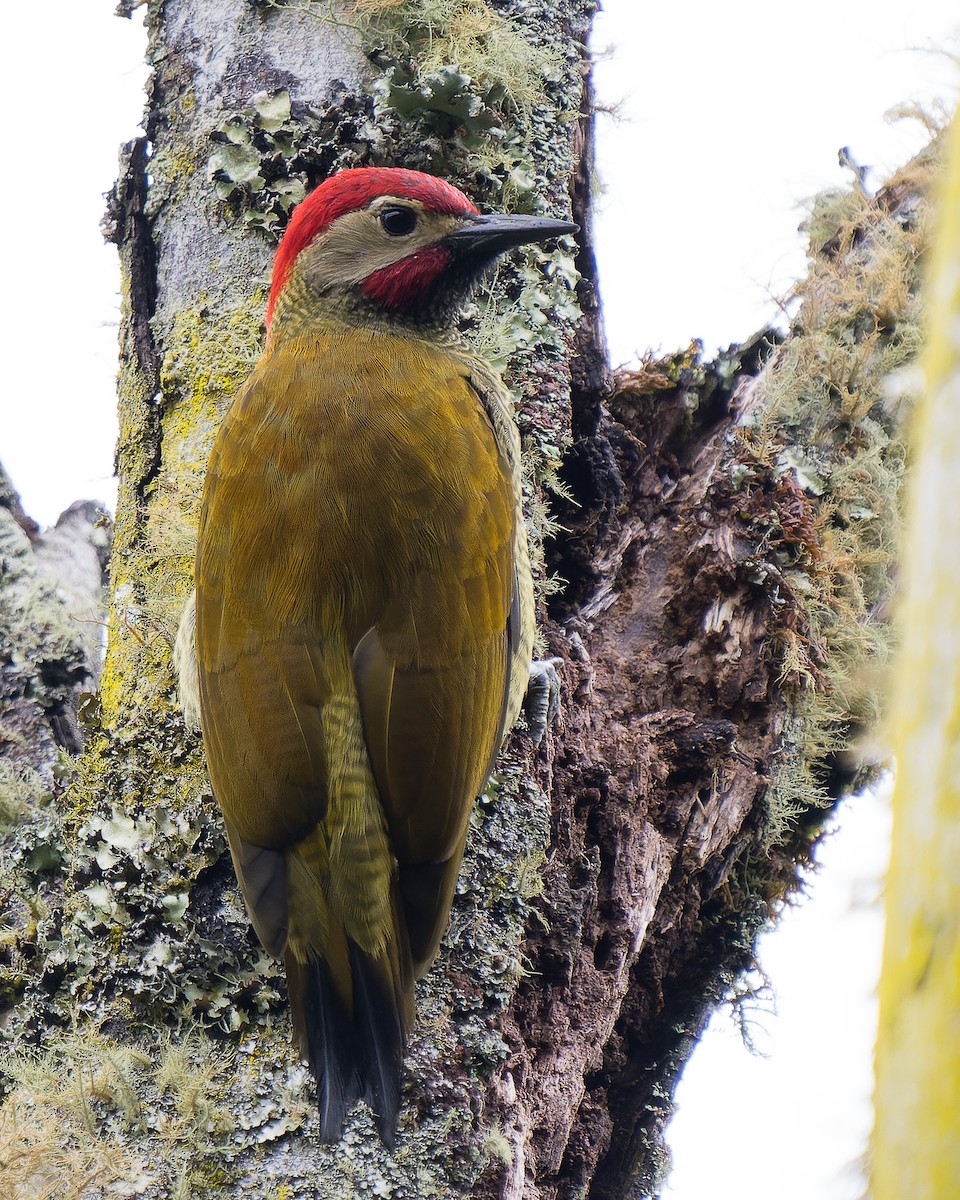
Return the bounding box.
[150,292,267,622]
[0,1020,246,1198]
[354,0,559,111]
[98,291,267,738]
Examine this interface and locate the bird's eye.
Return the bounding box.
[379,206,418,237]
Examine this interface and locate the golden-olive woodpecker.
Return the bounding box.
[176,167,573,1144]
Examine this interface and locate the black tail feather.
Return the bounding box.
[347,940,405,1148]
[288,951,362,1142]
[288,945,407,1146]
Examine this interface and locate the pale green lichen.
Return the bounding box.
[0,761,46,829]
[209,87,381,233]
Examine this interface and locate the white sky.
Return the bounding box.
[593,2,959,362]
[1,4,146,526]
[1,3,958,1197]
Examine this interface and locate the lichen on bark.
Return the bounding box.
[0,1,934,1197]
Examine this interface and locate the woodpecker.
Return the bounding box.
[176,167,574,1144]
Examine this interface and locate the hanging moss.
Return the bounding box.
[741,142,936,847]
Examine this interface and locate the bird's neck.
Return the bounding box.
[268,267,462,346]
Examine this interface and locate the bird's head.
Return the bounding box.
[266,167,577,333]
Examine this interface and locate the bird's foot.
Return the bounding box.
[525,657,563,745]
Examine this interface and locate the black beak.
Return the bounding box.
[445,213,578,259]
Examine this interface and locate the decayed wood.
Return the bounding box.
[481,346,793,1197]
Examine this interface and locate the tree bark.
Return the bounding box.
[0,466,109,786]
[0,3,931,1198]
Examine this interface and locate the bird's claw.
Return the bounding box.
[525,656,563,745]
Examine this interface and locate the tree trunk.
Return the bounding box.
[0,466,109,800]
[0,3,931,1197]
[874,109,959,1200]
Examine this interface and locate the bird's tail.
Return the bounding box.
[284,678,414,1145]
[284,906,413,1146]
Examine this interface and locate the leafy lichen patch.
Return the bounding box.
[209,86,383,234]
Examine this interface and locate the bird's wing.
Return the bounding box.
[344,346,518,971]
[194,349,342,956]
[464,355,536,735]
[197,625,333,949]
